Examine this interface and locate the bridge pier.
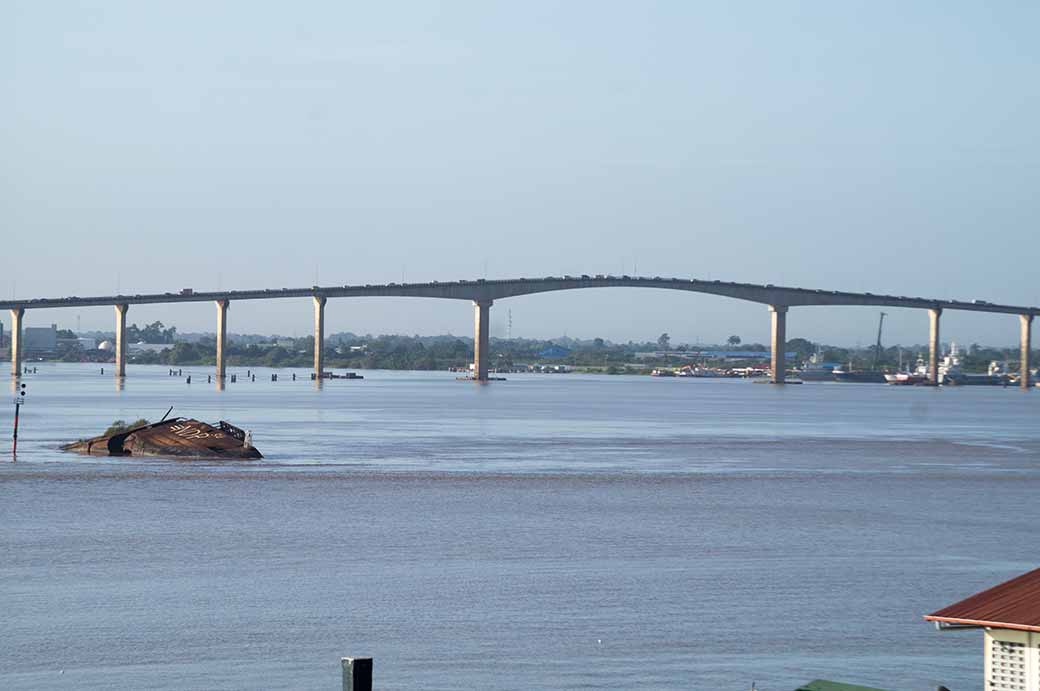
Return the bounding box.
[1021,314,1033,390]
[769,305,787,384]
[473,299,492,382]
[215,299,229,380]
[928,308,942,385]
[314,295,326,380]
[114,303,129,377]
[9,307,23,377]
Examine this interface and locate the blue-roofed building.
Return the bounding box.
[538,344,571,358]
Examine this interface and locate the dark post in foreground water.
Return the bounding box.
[341,657,372,691]
[12,382,26,456]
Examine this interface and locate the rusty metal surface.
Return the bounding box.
[925,568,1040,631]
[125,419,261,458]
[64,418,262,459]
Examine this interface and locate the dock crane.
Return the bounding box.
[871,312,887,370]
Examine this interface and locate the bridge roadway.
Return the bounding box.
[3,276,1036,388]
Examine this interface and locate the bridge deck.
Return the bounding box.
[0,276,1035,316]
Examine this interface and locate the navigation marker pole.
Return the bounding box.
[12,382,26,457]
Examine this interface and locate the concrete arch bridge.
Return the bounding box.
[3,275,1036,387]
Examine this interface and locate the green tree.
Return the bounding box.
[785,338,815,360]
[126,321,176,344]
[657,333,670,349]
[727,335,741,346]
[264,346,291,366]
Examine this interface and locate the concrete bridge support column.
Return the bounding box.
[928,308,942,385]
[473,299,492,382]
[114,303,129,377]
[769,305,787,384]
[9,307,24,377]
[1021,314,1033,390]
[215,299,229,380]
[313,295,326,380]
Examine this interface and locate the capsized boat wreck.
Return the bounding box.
[63,418,262,459]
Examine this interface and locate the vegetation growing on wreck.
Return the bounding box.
[102,419,150,436]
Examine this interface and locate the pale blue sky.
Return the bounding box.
[3,1,1038,346]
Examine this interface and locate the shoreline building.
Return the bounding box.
[926,567,1040,690]
[23,324,58,357]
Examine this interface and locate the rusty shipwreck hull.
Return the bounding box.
[63,418,262,459]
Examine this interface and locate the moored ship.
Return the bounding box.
[915,343,1009,386]
[832,367,887,384]
[795,349,838,381]
[884,372,928,385]
[834,311,888,383]
[797,366,837,381]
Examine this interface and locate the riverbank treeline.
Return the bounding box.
[49,332,1036,373]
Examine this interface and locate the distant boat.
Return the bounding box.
[796,348,837,381]
[834,312,889,383]
[883,351,928,385]
[918,342,1008,386]
[884,372,927,385]
[797,366,836,381]
[942,372,1007,386]
[677,366,724,378]
[832,367,886,384]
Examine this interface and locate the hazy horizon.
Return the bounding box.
[5,2,1038,346]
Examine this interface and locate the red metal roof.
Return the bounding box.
[925,567,1040,632]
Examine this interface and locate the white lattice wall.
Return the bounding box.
[986,629,1038,691]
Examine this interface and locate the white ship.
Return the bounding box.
[915,343,1006,386]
